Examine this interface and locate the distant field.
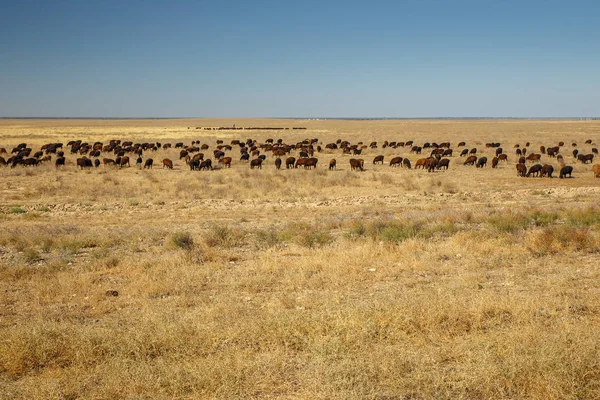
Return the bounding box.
[1,119,600,399]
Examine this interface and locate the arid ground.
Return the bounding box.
[1,118,600,399]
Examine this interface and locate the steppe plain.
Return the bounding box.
[1,118,600,399]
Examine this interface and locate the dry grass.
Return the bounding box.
[1,119,600,399]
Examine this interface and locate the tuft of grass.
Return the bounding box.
[345,220,368,240]
[296,228,334,248]
[280,222,334,248]
[8,206,27,215]
[565,207,600,227]
[374,220,423,243]
[487,212,530,233]
[530,210,560,227]
[22,247,41,263]
[204,225,246,248]
[252,227,283,249]
[168,231,195,250]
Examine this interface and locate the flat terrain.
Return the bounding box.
[1,118,600,399]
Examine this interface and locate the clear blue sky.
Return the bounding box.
[1,0,599,117]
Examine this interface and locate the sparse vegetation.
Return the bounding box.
[2,118,600,398]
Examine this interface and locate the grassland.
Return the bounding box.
[1,118,600,399]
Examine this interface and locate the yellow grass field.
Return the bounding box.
[1,118,600,399]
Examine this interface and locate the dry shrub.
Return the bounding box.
[487,212,530,233]
[526,226,598,255]
[278,222,334,248]
[168,231,195,250]
[203,225,246,248]
[252,227,283,250]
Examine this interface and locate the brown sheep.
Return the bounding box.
[162,159,173,169]
[424,157,438,172]
[350,158,364,171]
[275,158,282,169]
[329,159,336,170]
[516,163,527,177]
[415,158,427,169]
[250,158,263,169]
[541,164,554,178]
[559,165,573,179]
[577,154,594,164]
[285,157,296,169]
[218,157,232,168]
[592,164,600,178]
[436,158,450,170]
[118,156,130,168]
[389,157,403,167]
[463,155,477,166]
[373,155,384,165]
[200,159,213,170]
[527,164,542,177]
[304,157,318,169]
[77,157,92,168]
[476,157,487,168]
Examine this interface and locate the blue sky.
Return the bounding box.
[1,0,599,117]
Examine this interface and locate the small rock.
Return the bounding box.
[105,290,119,297]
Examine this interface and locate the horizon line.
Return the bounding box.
[1,116,599,121]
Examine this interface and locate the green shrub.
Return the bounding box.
[8,207,26,215]
[376,221,422,243]
[529,210,560,227]
[565,208,600,227]
[487,213,530,233]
